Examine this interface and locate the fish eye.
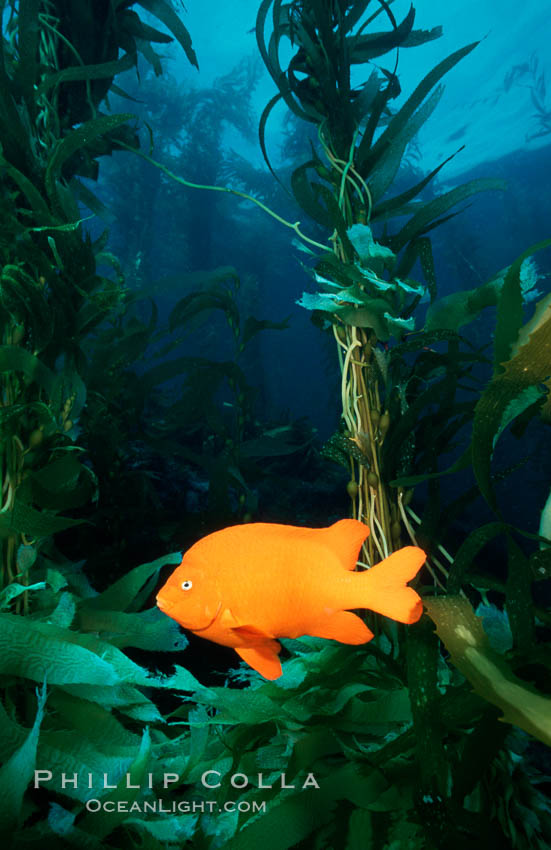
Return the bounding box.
[181,580,193,591]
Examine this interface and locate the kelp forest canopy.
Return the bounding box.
[0,1,551,849]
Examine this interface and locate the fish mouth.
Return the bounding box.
[156,596,222,633]
[156,595,172,614]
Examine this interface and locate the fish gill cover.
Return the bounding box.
[0,1,550,849]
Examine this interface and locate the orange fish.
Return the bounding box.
[156,519,425,679]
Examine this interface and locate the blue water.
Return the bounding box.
[82,0,551,535]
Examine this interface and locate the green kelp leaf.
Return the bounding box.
[384,312,415,336]
[0,346,56,397]
[391,444,472,488]
[46,804,105,849]
[0,403,51,446]
[315,183,355,257]
[136,37,164,75]
[372,148,462,227]
[476,604,513,653]
[288,729,341,777]
[493,256,524,371]
[37,53,136,97]
[53,358,89,418]
[0,497,85,539]
[340,689,412,728]
[79,607,188,653]
[472,295,551,511]
[124,814,198,844]
[530,549,551,581]
[425,278,500,332]
[297,290,363,311]
[0,581,46,609]
[505,534,535,652]
[57,628,150,684]
[169,272,240,332]
[0,682,46,833]
[349,5,415,61]
[0,695,27,763]
[0,614,121,685]
[192,686,279,726]
[538,487,551,551]
[225,788,336,850]
[492,385,545,448]
[285,682,371,721]
[60,683,163,723]
[447,522,507,594]
[346,810,374,850]
[149,267,239,301]
[135,0,198,68]
[513,291,551,358]
[494,240,551,371]
[0,145,52,224]
[120,8,174,43]
[347,223,395,263]
[1,265,54,351]
[351,70,381,131]
[17,542,37,574]
[314,253,359,288]
[291,162,335,228]
[48,691,141,755]
[406,617,447,799]
[27,215,95,234]
[240,430,309,459]
[425,596,551,748]
[45,113,135,213]
[138,355,201,394]
[80,552,181,613]
[427,258,545,336]
[254,735,295,772]
[37,730,136,803]
[257,92,287,180]
[72,179,116,226]
[359,42,479,174]
[45,566,69,594]
[49,592,77,629]
[297,291,392,338]
[225,764,397,850]
[392,178,506,253]
[368,85,444,205]
[239,316,290,350]
[22,454,95,511]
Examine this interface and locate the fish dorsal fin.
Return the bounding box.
[317,519,370,570]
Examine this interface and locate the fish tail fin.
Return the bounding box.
[357,546,425,624]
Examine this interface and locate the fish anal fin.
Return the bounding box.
[235,644,283,680]
[306,610,374,644]
[318,519,370,570]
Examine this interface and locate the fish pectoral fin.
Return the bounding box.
[306,610,374,645]
[235,643,283,680]
[231,624,275,642]
[219,608,240,629]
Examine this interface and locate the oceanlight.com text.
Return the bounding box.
[84,799,266,815]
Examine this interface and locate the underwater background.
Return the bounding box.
[1,0,551,848]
